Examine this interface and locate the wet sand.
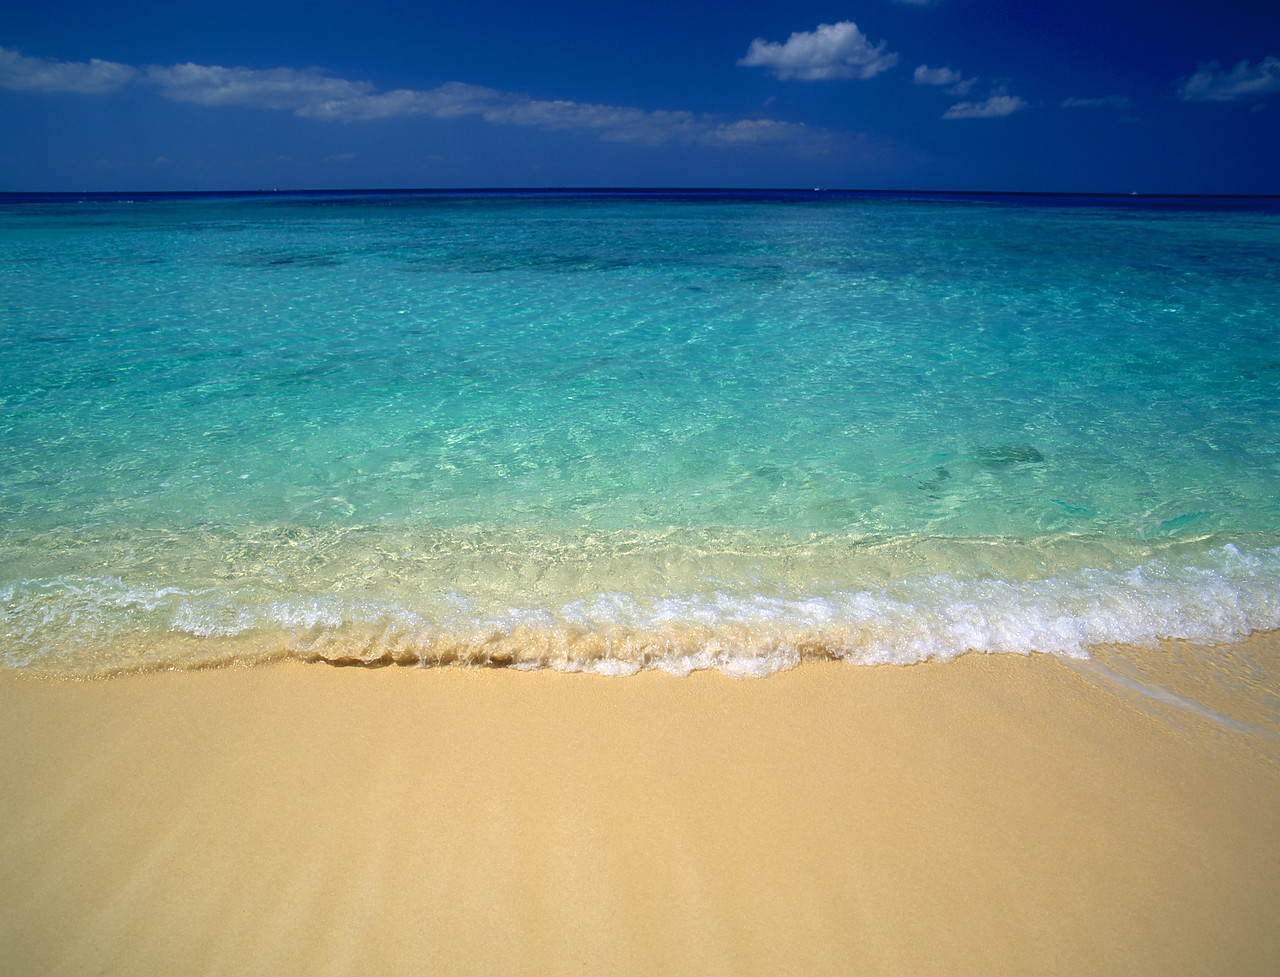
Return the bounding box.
[2,645,1278,976]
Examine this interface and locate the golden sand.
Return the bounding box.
[1,644,1278,976]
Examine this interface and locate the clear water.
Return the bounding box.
[2,190,1279,689]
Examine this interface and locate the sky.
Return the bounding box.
[1,0,1277,193]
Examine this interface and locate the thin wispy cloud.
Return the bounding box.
[147,63,375,111]
[1178,56,1280,102]
[942,91,1027,119]
[1062,95,1132,109]
[913,64,977,96]
[0,45,819,149]
[738,22,898,81]
[298,82,514,123]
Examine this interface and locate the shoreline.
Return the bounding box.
[2,646,1279,976]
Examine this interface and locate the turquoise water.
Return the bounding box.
[2,191,1280,690]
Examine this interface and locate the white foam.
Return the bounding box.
[3,544,1280,676]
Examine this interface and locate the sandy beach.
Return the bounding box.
[2,642,1279,977]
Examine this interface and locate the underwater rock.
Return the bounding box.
[226,249,344,268]
[974,444,1044,468]
[753,464,786,486]
[916,466,952,493]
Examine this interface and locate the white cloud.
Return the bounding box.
[913,64,977,96]
[296,82,512,122]
[1061,95,1132,109]
[703,118,811,145]
[147,63,816,150]
[0,44,830,152]
[738,22,898,81]
[942,92,1027,119]
[491,98,703,145]
[300,84,727,146]
[914,65,960,86]
[1178,57,1280,102]
[0,45,136,94]
[146,63,375,111]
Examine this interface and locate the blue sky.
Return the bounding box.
[1,0,1277,192]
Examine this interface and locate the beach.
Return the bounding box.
[3,640,1279,977]
[3,191,1280,975]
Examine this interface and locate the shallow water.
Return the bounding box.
[2,191,1279,701]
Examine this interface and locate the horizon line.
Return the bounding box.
[2,186,1278,201]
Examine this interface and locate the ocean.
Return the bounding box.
[2,190,1279,707]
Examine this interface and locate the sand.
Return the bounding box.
[2,645,1279,976]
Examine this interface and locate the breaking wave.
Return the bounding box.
[4,543,1278,678]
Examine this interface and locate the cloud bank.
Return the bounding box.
[738,22,898,81]
[0,45,815,149]
[1178,56,1280,102]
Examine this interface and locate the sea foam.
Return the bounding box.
[4,544,1278,676]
